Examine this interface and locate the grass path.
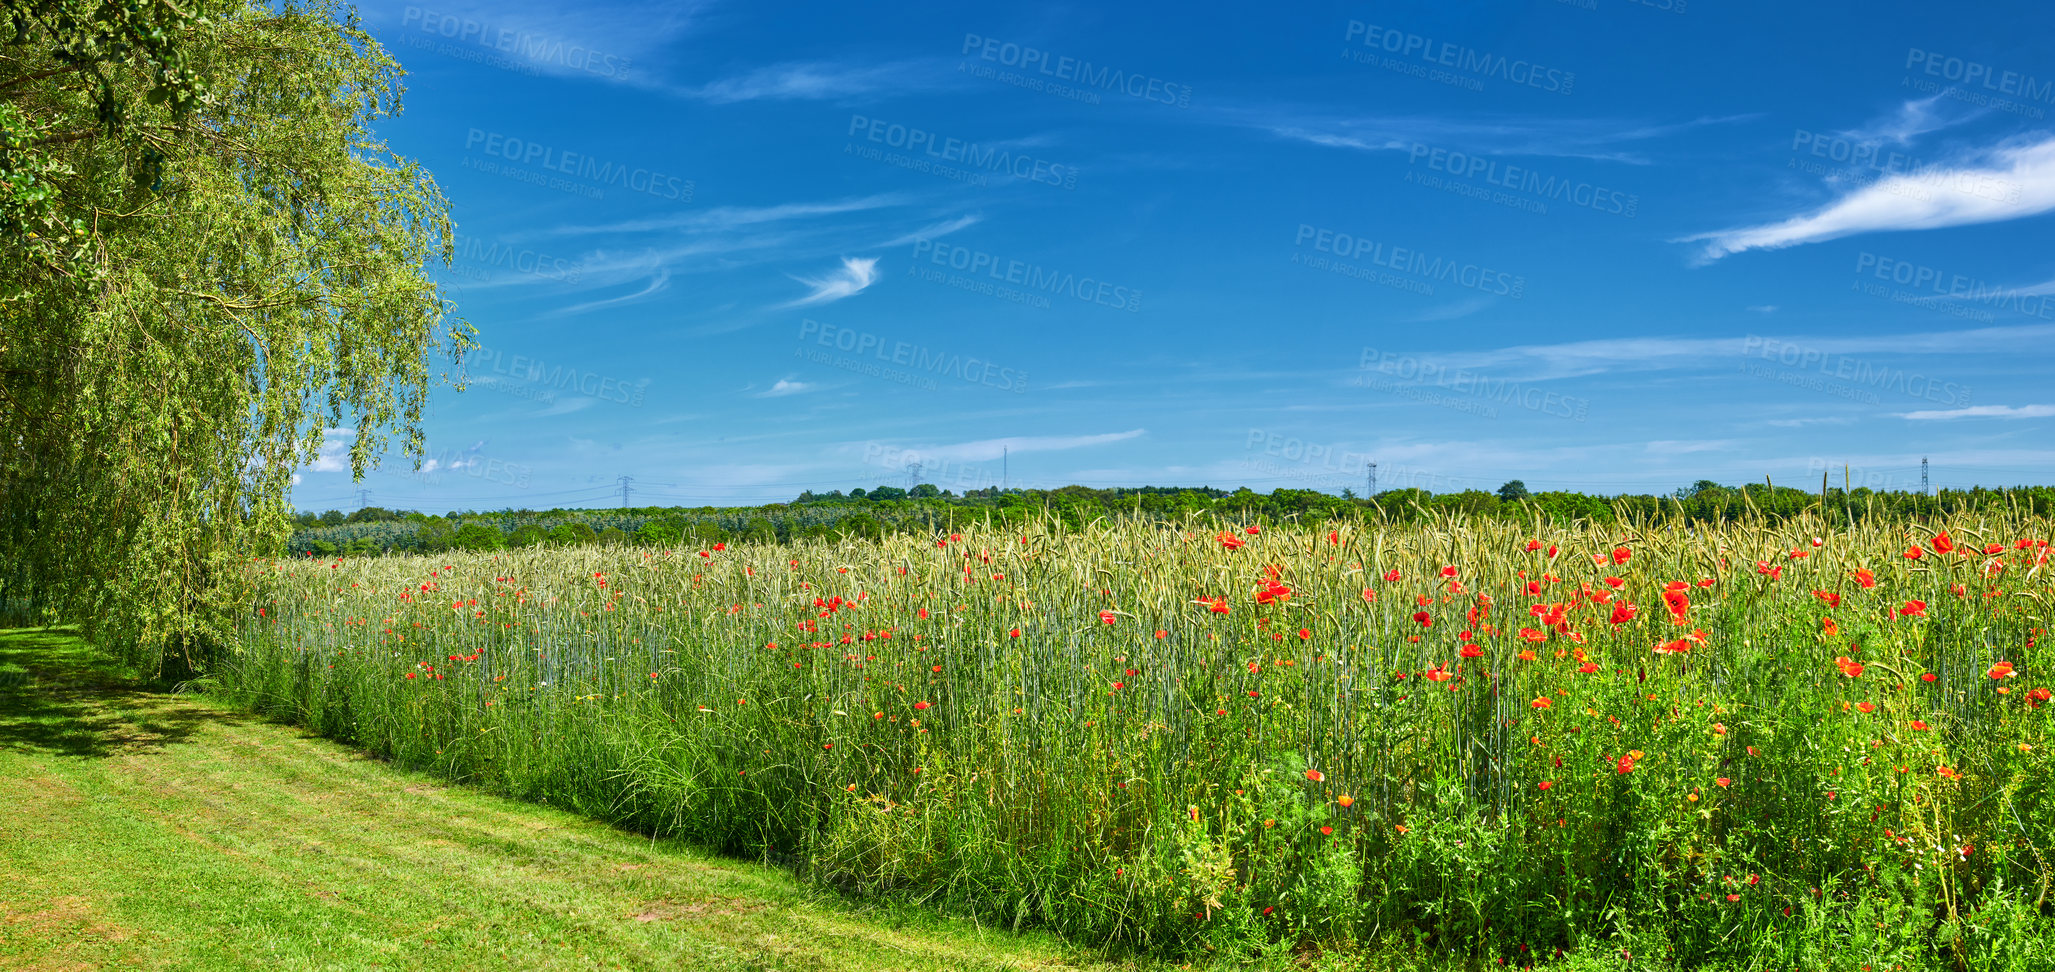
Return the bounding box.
[0,627,1164,971]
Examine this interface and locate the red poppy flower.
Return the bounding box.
[1297,627,1311,640]
[1383,569,1402,582]
[1578,662,1600,674]
[1900,600,1928,618]
[1813,590,1841,608]
[1305,768,1325,782]
[1613,546,1632,565]
[1654,638,1692,655]
[2027,686,2051,707]
[914,701,931,710]
[1852,569,1876,589]
[1526,539,1543,552]
[1609,601,1638,625]
[1932,532,1954,554]
[1099,610,1117,624]
[1010,627,1021,637]
[1909,720,1929,731]
[1412,611,1433,627]
[1922,672,1937,682]
[1988,661,2016,679]
[1531,696,1553,709]
[1616,754,1636,774]
[1835,656,1864,678]
[1460,643,1484,658]
[1423,665,1453,683]
[1216,531,1245,550]
[1715,777,1730,787]
[1904,546,1924,560]
[1855,702,1875,713]
[1439,565,1458,578]
[1245,525,1261,535]
[1319,826,1334,836]
[1603,576,1625,589]
[1327,530,1339,545]
[1537,780,1553,790]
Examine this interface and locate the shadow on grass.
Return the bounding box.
[0,627,247,760]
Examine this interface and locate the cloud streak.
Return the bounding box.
[1900,404,2055,420]
[677,60,939,103]
[874,430,1148,464]
[1684,135,2055,261]
[783,256,880,306]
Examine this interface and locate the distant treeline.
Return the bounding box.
[282,481,2055,557]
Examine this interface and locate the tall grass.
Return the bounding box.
[224,510,2055,968]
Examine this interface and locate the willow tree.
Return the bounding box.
[0,1,469,674]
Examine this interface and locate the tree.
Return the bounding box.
[909,483,940,498]
[0,1,467,674]
[449,523,502,552]
[547,522,596,546]
[1497,480,1530,502]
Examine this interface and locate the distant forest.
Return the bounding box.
[283,480,2055,557]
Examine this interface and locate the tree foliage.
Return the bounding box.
[0,0,467,674]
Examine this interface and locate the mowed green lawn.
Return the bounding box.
[0,627,1163,972]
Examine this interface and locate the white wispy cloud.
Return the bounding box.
[783,256,880,306]
[757,378,815,398]
[540,194,912,239]
[1244,111,1756,165]
[1835,95,1976,146]
[1746,305,1778,314]
[1401,321,2055,381]
[871,430,1147,464]
[677,60,937,103]
[366,2,706,87]
[557,270,671,316]
[1683,135,2055,261]
[879,214,983,248]
[1900,404,2055,420]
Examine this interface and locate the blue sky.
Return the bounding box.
[293,0,2055,512]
